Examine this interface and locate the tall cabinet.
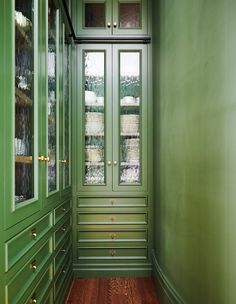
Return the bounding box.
[74,0,152,277]
[0,0,73,303]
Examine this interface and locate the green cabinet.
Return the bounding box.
[75,0,148,36]
[77,44,148,193]
[1,0,72,228]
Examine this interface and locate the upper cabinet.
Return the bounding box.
[77,44,148,193]
[76,0,148,36]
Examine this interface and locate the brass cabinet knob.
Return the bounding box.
[61,226,66,232]
[61,248,66,254]
[30,295,37,304]
[31,229,37,238]
[107,22,111,28]
[113,22,117,28]
[107,160,112,166]
[109,215,116,222]
[30,260,37,270]
[110,233,117,239]
[59,159,67,164]
[113,160,117,165]
[61,207,66,212]
[38,156,45,161]
[44,156,50,162]
[110,249,116,256]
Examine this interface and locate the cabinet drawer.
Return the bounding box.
[54,252,72,300]
[78,211,147,225]
[6,239,52,304]
[54,200,71,224]
[54,214,72,250]
[54,236,72,276]
[78,229,147,242]
[77,246,147,260]
[78,197,147,207]
[5,213,53,270]
[25,264,53,304]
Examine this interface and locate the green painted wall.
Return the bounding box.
[152,0,236,303]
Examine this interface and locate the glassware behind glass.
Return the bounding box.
[15,0,35,205]
[119,52,141,184]
[84,52,105,185]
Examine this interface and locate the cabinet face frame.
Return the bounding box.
[3,0,40,228]
[76,44,148,193]
[75,0,148,36]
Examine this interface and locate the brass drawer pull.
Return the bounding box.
[30,260,37,271]
[31,228,37,238]
[109,216,116,222]
[109,233,117,239]
[110,249,116,257]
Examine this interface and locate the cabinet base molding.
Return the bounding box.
[152,251,185,304]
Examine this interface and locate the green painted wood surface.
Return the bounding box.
[153,0,236,303]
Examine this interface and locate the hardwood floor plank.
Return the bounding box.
[66,278,159,304]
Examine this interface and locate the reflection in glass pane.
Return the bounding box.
[15,0,35,205]
[48,0,57,193]
[119,3,141,29]
[119,52,141,184]
[84,52,105,185]
[63,41,70,188]
[85,3,105,28]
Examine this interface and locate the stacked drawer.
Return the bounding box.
[53,200,73,303]
[5,213,53,304]
[77,197,148,262]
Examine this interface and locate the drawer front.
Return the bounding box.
[78,197,147,207]
[5,213,53,271]
[54,200,71,224]
[78,229,147,242]
[54,214,72,250]
[54,236,72,276]
[54,252,72,300]
[6,239,52,304]
[77,246,147,260]
[78,212,147,225]
[25,264,53,304]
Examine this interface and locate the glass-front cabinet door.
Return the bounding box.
[76,0,147,36]
[47,0,59,198]
[78,44,147,192]
[113,45,147,191]
[4,0,39,227]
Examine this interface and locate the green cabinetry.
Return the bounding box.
[75,0,148,36]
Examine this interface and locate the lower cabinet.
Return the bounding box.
[75,196,151,277]
[4,200,72,304]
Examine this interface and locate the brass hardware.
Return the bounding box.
[30,260,37,270]
[38,156,45,161]
[61,207,66,212]
[59,159,67,164]
[61,248,66,254]
[113,160,117,165]
[113,22,117,28]
[62,269,66,274]
[109,215,116,222]
[44,156,50,161]
[107,160,112,166]
[31,229,37,238]
[110,249,116,256]
[110,233,117,239]
[29,294,37,304]
[61,226,66,232]
[107,22,111,28]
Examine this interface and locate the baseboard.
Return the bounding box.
[73,262,152,278]
[152,251,185,304]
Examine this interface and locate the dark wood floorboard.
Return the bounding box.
[66,277,159,304]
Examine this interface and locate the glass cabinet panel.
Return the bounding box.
[119,2,141,29]
[63,37,71,189]
[47,0,58,193]
[83,51,105,185]
[119,51,141,184]
[85,2,106,28]
[15,0,35,205]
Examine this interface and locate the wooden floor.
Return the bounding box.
[66,277,159,304]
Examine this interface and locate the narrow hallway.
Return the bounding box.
[66,277,159,304]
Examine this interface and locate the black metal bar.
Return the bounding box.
[74,36,151,44]
[62,0,76,40]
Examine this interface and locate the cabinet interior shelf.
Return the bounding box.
[15,23,32,48]
[15,155,33,164]
[15,87,32,107]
